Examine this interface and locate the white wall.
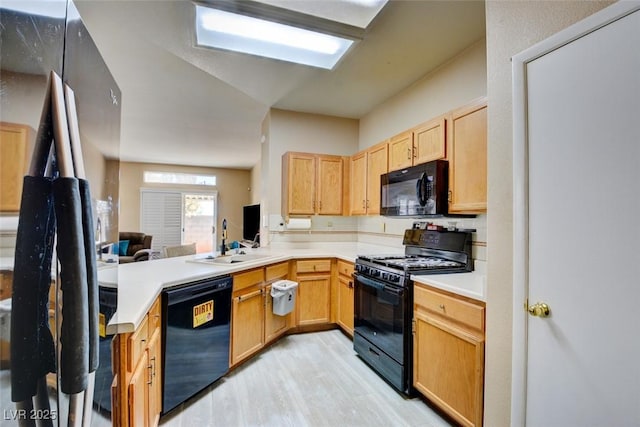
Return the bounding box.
[359,39,487,150]
[484,1,614,425]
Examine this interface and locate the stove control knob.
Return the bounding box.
[380,272,388,280]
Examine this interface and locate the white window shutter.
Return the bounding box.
[141,191,182,252]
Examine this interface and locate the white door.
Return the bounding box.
[512,4,640,427]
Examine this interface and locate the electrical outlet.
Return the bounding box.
[327,221,333,227]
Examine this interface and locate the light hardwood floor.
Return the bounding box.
[159,330,453,427]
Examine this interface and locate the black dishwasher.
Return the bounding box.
[162,275,232,414]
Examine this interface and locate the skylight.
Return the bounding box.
[194,4,357,69]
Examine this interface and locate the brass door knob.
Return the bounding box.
[527,302,550,318]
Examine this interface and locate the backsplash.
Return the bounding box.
[265,213,487,261]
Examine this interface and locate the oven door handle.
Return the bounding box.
[354,273,386,291]
[354,273,404,296]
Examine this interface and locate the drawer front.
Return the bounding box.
[414,285,485,332]
[127,314,149,372]
[296,259,331,274]
[233,268,265,292]
[148,296,162,335]
[266,262,289,282]
[337,260,354,277]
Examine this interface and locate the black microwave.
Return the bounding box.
[380,160,448,217]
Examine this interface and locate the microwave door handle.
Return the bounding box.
[416,173,427,206]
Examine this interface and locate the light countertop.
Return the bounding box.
[100,242,485,334]
[411,260,486,302]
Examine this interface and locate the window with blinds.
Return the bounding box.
[140,190,183,252]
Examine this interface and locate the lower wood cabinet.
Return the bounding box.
[336,260,354,336]
[264,262,291,343]
[231,262,293,366]
[413,284,485,427]
[294,259,331,326]
[113,295,162,427]
[231,268,265,366]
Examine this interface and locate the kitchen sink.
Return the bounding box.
[189,253,272,265]
[210,253,270,264]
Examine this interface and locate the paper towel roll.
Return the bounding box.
[286,218,312,230]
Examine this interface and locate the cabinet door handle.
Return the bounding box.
[447,190,452,202]
[407,147,411,160]
[147,364,153,385]
[362,199,366,209]
[412,145,417,158]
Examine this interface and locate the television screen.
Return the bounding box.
[243,204,260,242]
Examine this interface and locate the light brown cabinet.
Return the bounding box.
[447,98,487,213]
[294,259,332,326]
[413,283,485,427]
[350,141,388,215]
[114,295,162,427]
[282,152,346,217]
[387,117,446,173]
[231,262,293,366]
[264,262,291,343]
[336,260,354,336]
[146,328,162,427]
[414,116,447,165]
[0,122,29,212]
[388,130,414,172]
[231,268,265,366]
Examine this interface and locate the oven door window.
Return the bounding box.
[354,273,406,363]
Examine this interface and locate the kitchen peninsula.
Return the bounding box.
[102,242,485,426]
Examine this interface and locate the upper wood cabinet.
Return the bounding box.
[282,152,346,217]
[387,117,446,173]
[317,155,344,215]
[0,122,29,212]
[350,141,388,215]
[282,152,315,216]
[388,130,414,172]
[447,98,487,213]
[414,116,446,165]
[349,151,367,215]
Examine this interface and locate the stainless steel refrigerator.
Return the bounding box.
[1,1,120,424]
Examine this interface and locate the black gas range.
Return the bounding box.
[353,226,474,395]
